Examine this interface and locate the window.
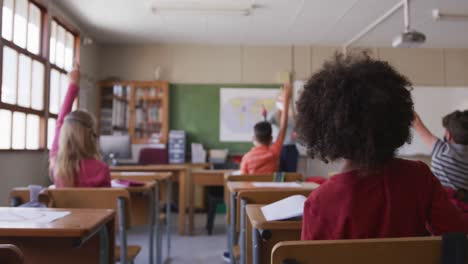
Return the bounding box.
[0,0,79,150]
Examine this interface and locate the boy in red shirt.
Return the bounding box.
[296,53,467,240]
[240,84,292,174]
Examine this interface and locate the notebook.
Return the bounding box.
[261,195,307,221]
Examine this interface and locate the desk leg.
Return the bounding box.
[252,227,261,264]
[154,183,160,264]
[149,185,156,264]
[178,170,187,235]
[166,177,172,262]
[229,192,237,264]
[99,225,110,264]
[188,173,195,235]
[240,199,247,264]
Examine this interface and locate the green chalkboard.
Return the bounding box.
[169,84,279,154]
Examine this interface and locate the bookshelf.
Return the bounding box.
[98,81,169,144]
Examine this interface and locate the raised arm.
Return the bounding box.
[412,112,437,149]
[49,64,80,160]
[275,83,292,147]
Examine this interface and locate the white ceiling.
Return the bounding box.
[53,0,468,48]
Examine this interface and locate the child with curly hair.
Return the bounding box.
[297,53,467,240]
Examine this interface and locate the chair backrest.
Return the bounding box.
[8,188,30,207]
[138,148,168,165]
[271,237,465,264]
[226,173,303,182]
[46,188,132,229]
[0,244,23,264]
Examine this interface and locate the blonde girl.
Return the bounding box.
[49,63,110,187]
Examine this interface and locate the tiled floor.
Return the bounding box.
[129,213,227,264]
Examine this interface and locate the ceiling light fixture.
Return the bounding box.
[433,9,468,21]
[150,2,257,16]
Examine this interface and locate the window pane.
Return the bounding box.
[60,73,68,106]
[13,0,28,48]
[64,32,74,71]
[2,46,18,104]
[49,20,57,63]
[31,60,44,110]
[2,0,14,41]
[26,114,39,149]
[55,25,65,68]
[49,69,60,114]
[17,54,32,107]
[12,112,25,149]
[27,3,41,54]
[0,110,12,149]
[47,118,56,149]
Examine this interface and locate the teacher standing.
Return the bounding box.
[268,92,299,172]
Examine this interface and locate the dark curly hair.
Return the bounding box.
[443,110,468,145]
[296,52,414,170]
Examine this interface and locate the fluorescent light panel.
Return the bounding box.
[150,1,256,16]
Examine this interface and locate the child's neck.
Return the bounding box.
[340,159,360,173]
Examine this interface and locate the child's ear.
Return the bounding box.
[444,130,453,142]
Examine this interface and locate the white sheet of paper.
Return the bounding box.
[251,182,301,188]
[261,195,307,221]
[116,172,155,176]
[0,208,70,224]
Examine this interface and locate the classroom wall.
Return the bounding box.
[97,43,465,175]
[98,44,468,86]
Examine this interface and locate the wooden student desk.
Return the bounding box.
[188,169,234,235]
[246,204,302,264]
[0,207,115,264]
[110,163,209,235]
[111,172,172,264]
[225,181,318,264]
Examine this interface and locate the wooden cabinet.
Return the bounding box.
[98,81,169,144]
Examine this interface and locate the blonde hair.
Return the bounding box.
[54,110,101,187]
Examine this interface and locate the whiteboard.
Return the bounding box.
[220,88,279,142]
[398,86,468,156]
[292,82,468,156]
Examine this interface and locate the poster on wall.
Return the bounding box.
[220,88,279,142]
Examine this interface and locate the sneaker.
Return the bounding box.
[222,251,230,263]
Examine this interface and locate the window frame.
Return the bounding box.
[0,0,80,151]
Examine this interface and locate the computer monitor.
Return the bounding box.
[99,135,132,164]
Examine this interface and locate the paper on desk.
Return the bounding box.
[251,182,301,188]
[116,172,154,176]
[261,195,307,221]
[0,208,70,224]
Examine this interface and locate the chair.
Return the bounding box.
[238,189,313,264]
[45,188,140,264]
[139,148,168,165]
[271,235,468,264]
[0,244,23,264]
[8,188,30,207]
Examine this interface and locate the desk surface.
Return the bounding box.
[246,204,302,230]
[0,207,114,238]
[112,172,173,181]
[110,163,209,172]
[191,169,234,175]
[227,182,320,193]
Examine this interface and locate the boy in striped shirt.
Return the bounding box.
[413,110,468,194]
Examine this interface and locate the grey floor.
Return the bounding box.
[128,213,227,264]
